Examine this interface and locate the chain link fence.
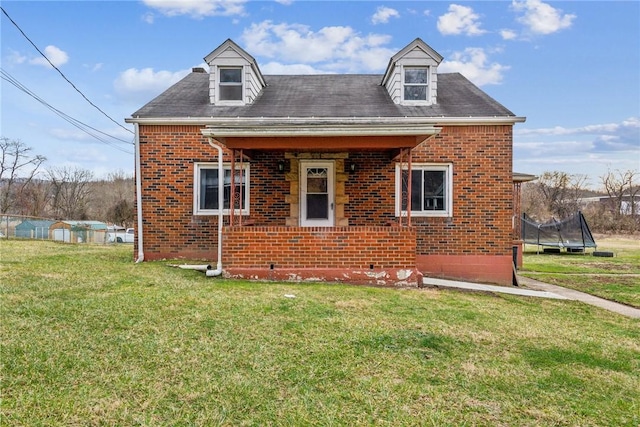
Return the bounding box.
[0,215,118,244]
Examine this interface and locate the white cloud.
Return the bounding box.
[49,127,94,141]
[29,45,69,68]
[240,21,395,72]
[7,49,27,65]
[142,0,246,19]
[114,67,190,103]
[371,6,400,25]
[142,12,155,24]
[274,0,293,5]
[514,139,594,157]
[260,61,328,75]
[437,4,486,36]
[500,29,518,40]
[83,62,103,72]
[49,125,133,143]
[515,117,640,152]
[512,0,576,35]
[439,48,509,86]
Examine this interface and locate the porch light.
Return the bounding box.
[277,160,286,173]
[348,162,357,173]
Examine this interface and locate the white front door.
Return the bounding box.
[300,161,334,227]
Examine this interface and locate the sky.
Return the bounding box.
[1,0,639,188]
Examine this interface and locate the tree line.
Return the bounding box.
[522,169,639,234]
[1,137,134,226]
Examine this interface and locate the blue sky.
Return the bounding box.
[1,0,638,188]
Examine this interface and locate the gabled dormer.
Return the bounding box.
[204,39,266,106]
[381,38,444,106]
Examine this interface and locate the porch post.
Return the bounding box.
[230,149,236,227]
[239,149,243,226]
[407,148,412,227]
[399,148,404,227]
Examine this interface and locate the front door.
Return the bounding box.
[300,161,334,227]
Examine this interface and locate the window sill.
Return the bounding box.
[194,211,250,216]
[397,212,451,218]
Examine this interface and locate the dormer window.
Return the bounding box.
[219,67,243,101]
[403,67,429,102]
[205,40,266,105]
[382,39,442,106]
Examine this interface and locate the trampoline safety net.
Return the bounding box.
[522,211,597,249]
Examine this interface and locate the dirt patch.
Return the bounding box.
[572,262,636,272]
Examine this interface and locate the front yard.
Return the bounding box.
[1,240,639,426]
[519,235,640,308]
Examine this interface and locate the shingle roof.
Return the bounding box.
[130,72,516,119]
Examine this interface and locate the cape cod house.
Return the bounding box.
[126,38,525,286]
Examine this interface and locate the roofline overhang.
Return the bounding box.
[513,172,538,183]
[200,122,442,139]
[125,116,526,127]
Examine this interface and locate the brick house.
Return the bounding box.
[126,38,525,286]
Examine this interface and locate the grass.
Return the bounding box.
[2,240,640,426]
[520,235,640,308]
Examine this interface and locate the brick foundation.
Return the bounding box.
[222,226,419,286]
[416,254,513,286]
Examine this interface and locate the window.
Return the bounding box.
[403,67,429,102]
[396,163,452,217]
[218,67,243,101]
[194,163,250,215]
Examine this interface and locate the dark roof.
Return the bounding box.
[16,220,55,228]
[131,72,516,119]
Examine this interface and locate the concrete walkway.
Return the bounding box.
[517,276,640,319]
[423,276,640,319]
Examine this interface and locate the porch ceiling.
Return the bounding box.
[201,120,441,150]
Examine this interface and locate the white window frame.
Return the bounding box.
[300,160,335,227]
[217,66,244,104]
[402,66,429,104]
[194,162,250,216]
[395,163,453,217]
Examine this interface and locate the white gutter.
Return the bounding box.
[134,123,144,263]
[125,116,526,127]
[205,137,224,277]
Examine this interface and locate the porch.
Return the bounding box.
[221,225,420,286]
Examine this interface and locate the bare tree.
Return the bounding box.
[13,178,51,217]
[601,168,639,219]
[87,170,134,226]
[536,171,589,219]
[0,137,46,214]
[107,199,134,226]
[521,181,551,221]
[48,166,94,219]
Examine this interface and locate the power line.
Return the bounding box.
[2,68,133,145]
[1,6,134,135]
[2,68,134,155]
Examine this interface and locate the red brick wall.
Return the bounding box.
[345,152,396,225]
[247,151,289,225]
[136,124,514,285]
[223,226,415,268]
[136,125,220,260]
[410,125,514,258]
[136,125,291,260]
[222,226,419,286]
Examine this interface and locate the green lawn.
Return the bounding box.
[520,236,640,308]
[1,240,639,426]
